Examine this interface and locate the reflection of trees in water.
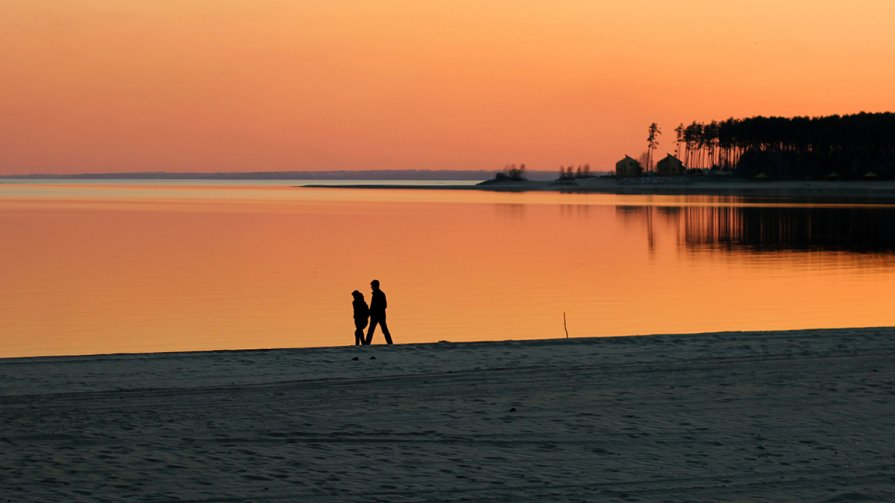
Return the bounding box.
[681,206,895,252]
[655,206,682,226]
[559,204,591,218]
[616,206,682,224]
[615,206,660,252]
[494,203,526,218]
[615,205,648,223]
[616,204,895,252]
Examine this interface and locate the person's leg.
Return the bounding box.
[380,314,393,344]
[354,326,364,345]
[365,318,379,345]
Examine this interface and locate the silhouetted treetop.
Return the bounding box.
[674,112,895,179]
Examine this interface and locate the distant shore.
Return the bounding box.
[0,170,555,181]
[305,177,895,201]
[3,327,894,501]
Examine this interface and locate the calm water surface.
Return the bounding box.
[2,180,895,357]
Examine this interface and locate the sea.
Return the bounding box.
[2,179,895,358]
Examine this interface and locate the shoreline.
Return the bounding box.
[3,326,894,501]
[0,325,892,363]
[304,178,895,201]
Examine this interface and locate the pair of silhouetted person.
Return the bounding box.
[351,279,393,345]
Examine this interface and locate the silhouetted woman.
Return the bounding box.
[351,290,369,346]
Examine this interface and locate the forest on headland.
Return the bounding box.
[490,112,895,183]
[670,112,895,179]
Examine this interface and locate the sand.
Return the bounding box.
[2,327,894,502]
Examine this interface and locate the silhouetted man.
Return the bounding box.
[364,279,393,344]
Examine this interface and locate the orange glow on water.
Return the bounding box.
[2,1,895,174]
[2,183,895,357]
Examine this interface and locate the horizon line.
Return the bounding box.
[0,168,566,180]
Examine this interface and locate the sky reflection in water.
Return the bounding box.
[2,182,894,357]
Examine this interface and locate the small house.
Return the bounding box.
[615,155,643,177]
[656,154,685,176]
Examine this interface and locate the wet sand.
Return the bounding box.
[2,327,894,502]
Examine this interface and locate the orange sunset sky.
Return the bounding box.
[2,1,894,175]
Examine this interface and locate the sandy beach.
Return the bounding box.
[2,327,894,502]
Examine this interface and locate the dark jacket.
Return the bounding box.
[353,298,369,328]
[370,290,387,317]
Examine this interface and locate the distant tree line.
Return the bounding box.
[493,163,527,181]
[557,164,592,180]
[672,112,895,179]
